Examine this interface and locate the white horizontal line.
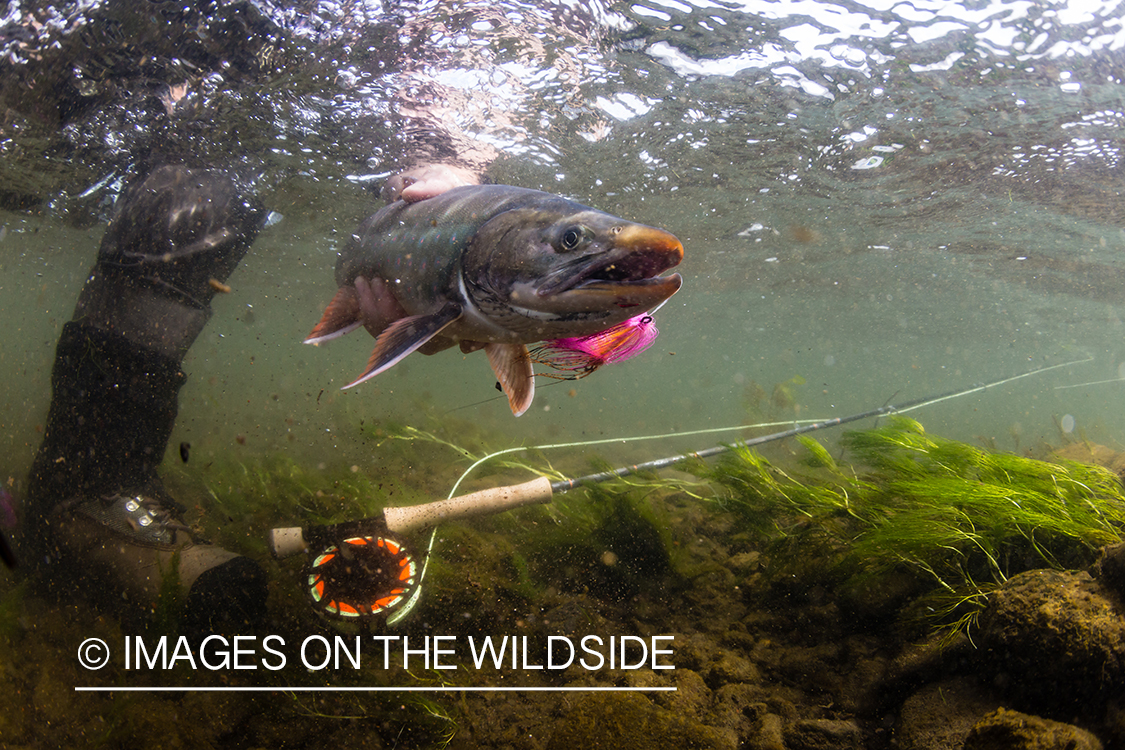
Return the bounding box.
[75,686,677,693]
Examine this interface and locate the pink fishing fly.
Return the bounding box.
[528,312,662,380]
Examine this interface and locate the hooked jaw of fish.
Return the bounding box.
[460,219,682,417]
[508,222,684,319]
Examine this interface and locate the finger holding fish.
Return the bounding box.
[383,164,482,204]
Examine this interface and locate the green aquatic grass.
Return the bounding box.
[372,426,693,601]
[700,417,1125,637]
[844,417,1125,573]
[380,423,570,487]
[162,452,416,557]
[159,412,1125,642]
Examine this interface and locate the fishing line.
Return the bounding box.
[391,415,823,625]
[442,377,571,415]
[397,356,1091,624]
[1054,376,1125,390]
[273,356,1091,625]
[449,356,1092,495]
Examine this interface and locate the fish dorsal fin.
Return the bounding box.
[344,302,463,389]
[305,285,363,344]
[485,343,535,417]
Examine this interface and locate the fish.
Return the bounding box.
[305,184,683,416]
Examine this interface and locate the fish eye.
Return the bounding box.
[560,225,588,251]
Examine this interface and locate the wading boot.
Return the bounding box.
[26,165,268,633]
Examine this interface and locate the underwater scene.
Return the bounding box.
[1,0,1125,747]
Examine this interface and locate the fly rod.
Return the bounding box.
[270,357,1086,562]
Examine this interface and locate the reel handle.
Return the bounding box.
[269,476,554,559]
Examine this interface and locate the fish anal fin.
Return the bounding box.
[344,302,462,388]
[305,286,362,344]
[486,343,535,417]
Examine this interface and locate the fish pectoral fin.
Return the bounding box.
[485,343,535,417]
[305,286,363,344]
[344,302,462,389]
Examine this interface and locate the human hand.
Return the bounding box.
[382,164,481,203]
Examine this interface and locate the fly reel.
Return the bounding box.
[306,534,419,621]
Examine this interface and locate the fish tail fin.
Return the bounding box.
[305,286,363,344]
[343,302,462,389]
[486,343,535,416]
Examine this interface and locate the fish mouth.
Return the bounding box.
[540,224,684,300]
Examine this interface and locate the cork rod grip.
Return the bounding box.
[383,476,554,534]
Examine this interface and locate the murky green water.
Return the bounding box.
[1,1,1124,747]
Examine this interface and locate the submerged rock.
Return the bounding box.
[963,707,1102,750]
[1105,697,1125,747]
[785,717,864,750]
[895,676,1003,750]
[977,569,1125,705]
[546,692,735,750]
[1092,541,1125,601]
